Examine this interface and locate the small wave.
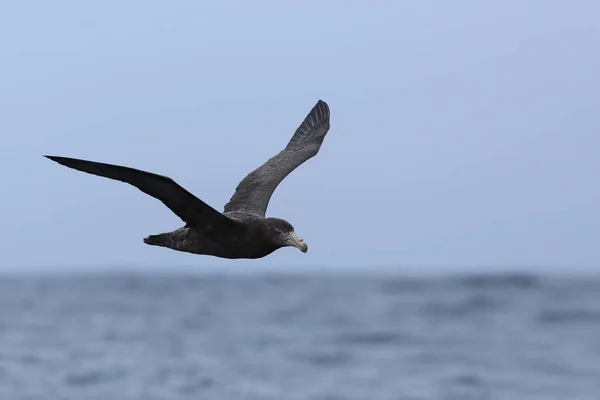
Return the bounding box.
[458,273,540,289]
[453,373,483,387]
[177,377,216,394]
[422,294,500,317]
[538,309,600,324]
[334,330,414,346]
[65,368,125,387]
[19,354,41,366]
[293,350,354,367]
[268,303,310,323]
[380,278,431,294]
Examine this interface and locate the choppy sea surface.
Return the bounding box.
[1,271,600,400]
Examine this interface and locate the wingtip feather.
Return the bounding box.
[309,99,330,125]
[44,155,69,166]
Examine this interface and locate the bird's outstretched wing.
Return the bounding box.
[45,156,238,230]
[223,99,331,218]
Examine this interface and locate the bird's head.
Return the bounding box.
[266,218,308,253]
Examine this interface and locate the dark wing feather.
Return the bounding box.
[45,156,237,230]
[223,99,331,218]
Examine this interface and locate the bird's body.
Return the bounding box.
[142,216,296,259]
[45,100,331,259]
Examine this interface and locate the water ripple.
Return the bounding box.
[0,273,598,399]
[538,309,600,324]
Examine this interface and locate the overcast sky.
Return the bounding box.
[1,1,599,273]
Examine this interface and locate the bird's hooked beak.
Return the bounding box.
[286,231,308,253]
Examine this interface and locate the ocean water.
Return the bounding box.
[1,271,599,400]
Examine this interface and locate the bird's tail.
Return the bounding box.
[143,233,172,248]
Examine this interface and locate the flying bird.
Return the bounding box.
[45,100,331,259]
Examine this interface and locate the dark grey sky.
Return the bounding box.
[2,1,599,272]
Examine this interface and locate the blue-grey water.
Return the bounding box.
[1,271,599,400]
